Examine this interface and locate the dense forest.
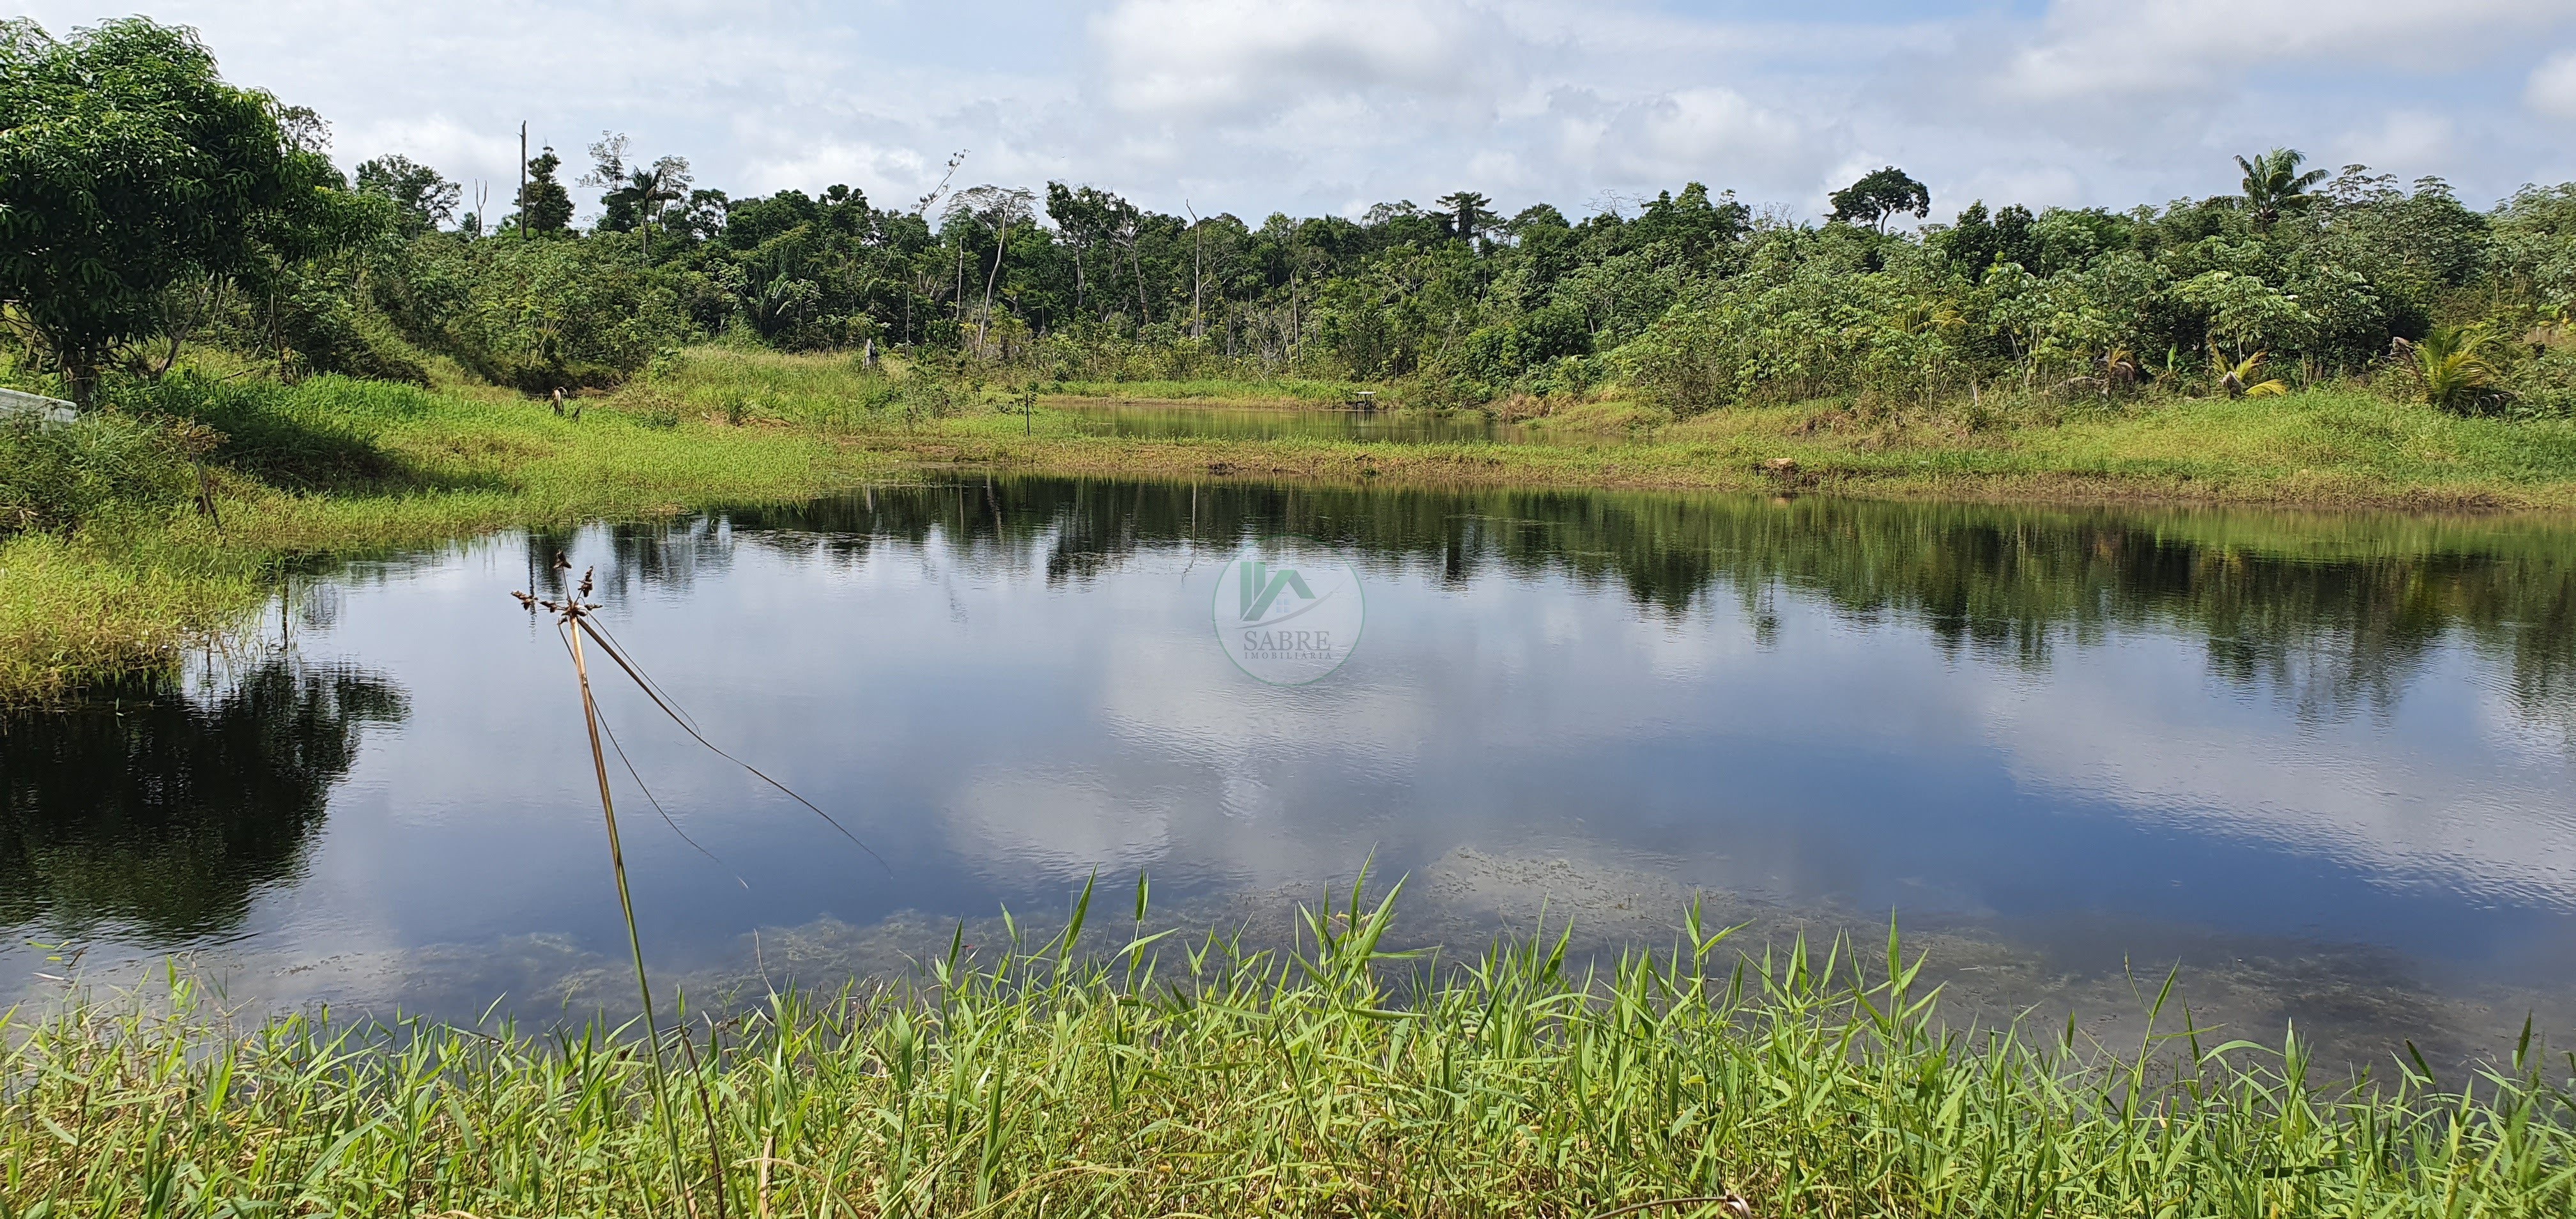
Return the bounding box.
[8,16,2576,418]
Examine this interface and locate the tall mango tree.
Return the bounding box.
[0,17,368,402]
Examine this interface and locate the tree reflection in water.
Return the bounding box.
[698,480,2576,734]
[0,663,407,941]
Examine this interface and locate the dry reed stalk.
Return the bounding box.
[516,557,723,1219]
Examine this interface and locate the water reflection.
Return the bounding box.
[710,480,2576,733]
[0,663,407,940]
[4,477,2572,1068]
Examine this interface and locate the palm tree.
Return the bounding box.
[2234,148,2328,227]
[2210,344,2288,399]
[2402,323,2509,414]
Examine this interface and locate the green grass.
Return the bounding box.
[10,348,2576,703]
[641,349,2576,510]
[0,371,884,703]
[1040,376,1376,404]
[6,885,2570,1216]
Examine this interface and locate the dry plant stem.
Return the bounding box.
[555,593,709,1219]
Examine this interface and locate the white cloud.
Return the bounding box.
[2336,111,2460,176]
[1091,0,1529,125]
[14,0,2576,221]
[2531,50,2576,120]
[1995,0,2570,104]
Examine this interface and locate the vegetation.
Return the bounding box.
[3,19,2573,1200]
[12,17,2576,420]
[0,19,378,401]
[0,372,880,703]
[6,885,2572,1216]
[636,348,2576,511]
[6,12,2576,699]
[8,341,2576,703]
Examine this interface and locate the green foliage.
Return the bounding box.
[8,7,2576,428]
[440,237,686,390]
[1829,166,1932,233]
[2177,270,2313,358]
[353,154,460,237]
[514,148,574,234]
[6,894,2573,1216]
[2236,147,2329,226]
[0,410,209,533]
[0,18,357,396]
[1462,302,1595,387]
[2406,323,2510,414]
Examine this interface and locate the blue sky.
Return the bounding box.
[24,1,2576,224]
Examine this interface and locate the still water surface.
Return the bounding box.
[6,477,2575,1064]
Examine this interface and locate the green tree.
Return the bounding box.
[2234,147,2328,227]
[516,148,574,234]
[0,17,342,399]
[1434,191,1495,241]
[2177,269,2313,359]
[1828,167,1931,233]
[354,155,460,236]
[581,132,691,247]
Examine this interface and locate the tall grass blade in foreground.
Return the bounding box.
[6,884,2573,1216]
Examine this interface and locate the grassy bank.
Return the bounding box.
[1045,376,1372,404]
[10,348,2576,702]
[1,372,883,703]
[636,350,2576,510]
[967,401,2576,513]
[6,891,2570,1216]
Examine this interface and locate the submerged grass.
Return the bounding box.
[5,883,2571,1217]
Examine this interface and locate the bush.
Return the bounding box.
[0,411,210,533]
[438,238,687,392]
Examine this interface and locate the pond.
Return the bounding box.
[6,477,2575,1068]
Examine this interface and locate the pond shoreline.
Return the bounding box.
[10,362,2576,704]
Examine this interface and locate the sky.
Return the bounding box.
[24,1,2576,225]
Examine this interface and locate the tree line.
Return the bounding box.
[6,17,2574,416]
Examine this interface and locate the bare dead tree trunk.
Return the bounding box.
[1289,266,1302,371]
[977,223,1006,358]
[1129,234,1149,326]
[1186,202,1204,339]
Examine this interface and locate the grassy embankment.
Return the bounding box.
[10,346,2576,702]
[663,348,2576,509]
[7,886,2571,1216]
[0,372,882,703]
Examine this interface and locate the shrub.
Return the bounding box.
[0,410,209,533]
